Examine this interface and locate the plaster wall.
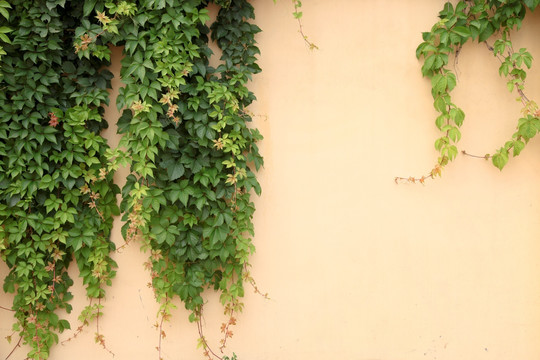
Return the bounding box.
[2,1,540,359]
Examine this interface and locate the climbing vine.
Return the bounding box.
[96,1,264,358]
[0,1,10,67]
[0,1,119,359]
[396,0,540,184]
[0,0,317,359]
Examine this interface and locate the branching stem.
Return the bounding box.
[4,335,22,360]
[462,150,491,159]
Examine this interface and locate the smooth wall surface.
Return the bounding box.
[2,1,540,359]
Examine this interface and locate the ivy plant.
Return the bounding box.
[90,1,264,358]
[397,0,540,184]
[0,1,119,359]
[0,0,316,358]
[0,0,10,64]
[0,0,284,359]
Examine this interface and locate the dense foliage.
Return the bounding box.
[397,0,540,183]
[0,2,118,358]
[0,0,268,359]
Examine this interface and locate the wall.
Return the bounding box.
[2,1,540,359]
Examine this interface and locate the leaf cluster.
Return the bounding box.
[0,1,119,358]
[106,0,263,326]
[1,0,265,359]
[415,0,540,176]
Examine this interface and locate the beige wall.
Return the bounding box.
[2,1,540,359]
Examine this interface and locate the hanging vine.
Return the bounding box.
[396,0,540,184]
[0,0,307,358]
[0,1,10,66]
[95,1,264,358]
[0,1,119,359]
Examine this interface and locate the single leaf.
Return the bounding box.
[478,22,495,42]
[453,26,471,38]
[434,96,447,113]
[83,0,98,16]
[513,140,525,156]
[519,121,536,139]
[167,162,185,181]
[431,74,447,94]
[523,0,540,10]
[492,150,508,170]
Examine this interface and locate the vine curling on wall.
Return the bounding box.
[0,1,119,359]
[396,0,540,184]
[0,0,296,359]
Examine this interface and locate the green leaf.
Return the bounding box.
[523,0,540,11]
[446,72,457,92]
[453,26,471,38]
[0,1,9,20]
[523,54,533,69]
[434,96,447,113]
[431,74,447,94]
[492,149,508,170]
[167,162,185,181]
[422,54,436,76]
[449,108,465,126]
[58,319,71,332]
[446,145,458,160]
[448,127,461,142]
[136,65,146,81]
[178,191,189,207]
[209,225,228,248]
[518,120,537,139]
[513,140,525,156]
[507,81,514,93]
[83,0,98,16]
[478,22,495,42]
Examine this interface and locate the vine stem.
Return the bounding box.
[296,17,317,50]
[292,1,318,50]
[453,44,463,80]
[158,313,165,360]
[48,263,57,303]
[0,305,14,312]
[484,40,530,104]
[196,310,223,360]
[96,298,101,334]
[462,150,491,159]
[75,13,119,54]
[517,88,529,104]
[157,297,169,360]
[89,197,106,222]
[4,335,22,360]
[219,308,235,353]
[61,298,94,345]
[394,173,435,185]
[243,264,270,299]
[95,297,115,357]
